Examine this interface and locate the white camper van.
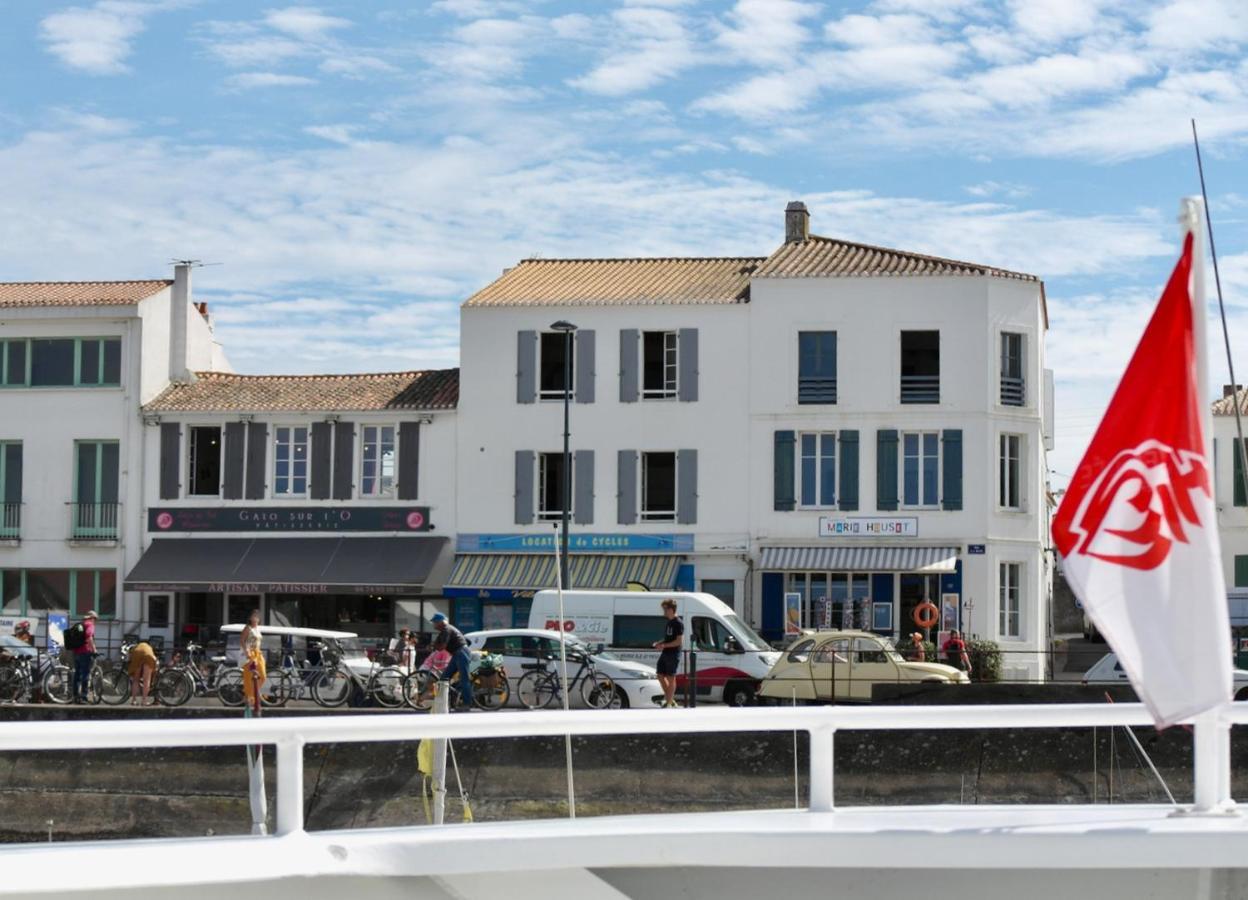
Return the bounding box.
[528,590,780,706]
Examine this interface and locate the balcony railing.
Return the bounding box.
[0,502,18,540]
[1001,375,1025,406]
[68,501,120,541]
[798,376,837,405]
[900,375,940,404]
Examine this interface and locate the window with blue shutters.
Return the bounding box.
[798,331,837,404]
[798,432,836,507]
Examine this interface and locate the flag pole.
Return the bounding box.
[552,523,577,819]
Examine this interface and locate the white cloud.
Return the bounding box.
[225,72,316,89]
[713,0,818,68]
[964,180,1032,199]
[571,7,698,96]
[264,7,351,41]
[40,1,166,75]
[206,36,308,67]
[1007,0,1113,44]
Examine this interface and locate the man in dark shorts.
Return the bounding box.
[652,599,683,708]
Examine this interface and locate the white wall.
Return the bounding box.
[1214,413,1248,588]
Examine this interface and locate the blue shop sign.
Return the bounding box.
[456,533,694,553]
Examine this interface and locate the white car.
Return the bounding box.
[465,628,665,709]
[1082,652,1248,700]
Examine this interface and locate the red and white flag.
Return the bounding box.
[1053,211,1230,728]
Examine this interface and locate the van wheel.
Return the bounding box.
[1235,687,1248,702]
[723,682,755,707]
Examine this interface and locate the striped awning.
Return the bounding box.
[446,553,682,591]
[759,545,959,573]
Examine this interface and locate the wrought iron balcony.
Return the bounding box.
[68,502,120,541]
[798,376,838,405]
[1001,376,1025,407]
[0,502,19,540]
[900,375,940,404]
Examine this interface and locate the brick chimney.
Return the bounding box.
[785,201,810,243]
[170,262,191,382]
[1224,384,1243,398]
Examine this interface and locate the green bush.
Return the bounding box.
[967,639,1002,683]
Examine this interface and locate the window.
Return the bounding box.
[787,572,869,629]
[701,579,736,609]
[852,637,888,665]
[641,451,676,520]
[642,331,678,399]
[798,331,837,404]
[273,426,309,496]
[148,595,171,629]
[799,432,836,507]
[691,616,732,652]
[612,614,667,649]
[360,426,396,497]
[1001,332,1025,406]
[999,433,1022,509]
[539,331,574,400]
[900,432,939,507]
[189,427,222,496]
[786,638,814,663]
[999,562,1021,638]
[812,640,848,665]
[1,338,121,387]
[900,331,939,403]
[538,452,571,521]
[0,442,19,538]
[1235,555,1248,588]
[12,569,115,617]
[73,441,120,539]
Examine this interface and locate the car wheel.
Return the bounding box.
[723,682,755,707]
[1236,687,1248,702]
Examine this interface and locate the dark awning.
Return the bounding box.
[124,536,448,594]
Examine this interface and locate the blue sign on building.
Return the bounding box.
[456,533,694,553]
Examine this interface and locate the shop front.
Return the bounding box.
[758,545,962,643]
[445,533,695,631]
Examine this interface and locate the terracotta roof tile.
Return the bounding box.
[754,235,1040,281]
[0,280,171,308]
[463,257,763,307]
[1213,389,1248,416]
[145,369,459,413]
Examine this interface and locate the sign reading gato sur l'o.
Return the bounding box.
[147,506,431,533]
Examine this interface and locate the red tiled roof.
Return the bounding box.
[754,235,1040,281]
[145,369,459,413]
[0,280,172,308]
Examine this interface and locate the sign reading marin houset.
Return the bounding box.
[147,507,432,533]
[818,516,918,537]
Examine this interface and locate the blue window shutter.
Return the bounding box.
[332,421,354,500]
[244,422,267,500]
[1235,439,1247,507]
[774,430,795,511]
[575,330,595,404]
[222,422,245,500]
[397,421,420,500]
[617,450,638,524]
[159,423,180,500]
[761,572,785,642]
[677,449,698,524]
[516,331,537,404]
[678,328,699,402]
[309,422,332,500]
[942,429,963,510]
[619,329,640,402]
[839,430,859,511]
[514,450,534,525]
[573,449,594,525]
[876,430,898,511]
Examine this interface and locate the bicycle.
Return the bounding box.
[310,648,405,708]
[0,651,52,704]
[516,651,620,710]
[152,642,232,708]
[403,657,511,711]
[43,652,118,704]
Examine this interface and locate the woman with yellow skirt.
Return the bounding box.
[240,609,266,711]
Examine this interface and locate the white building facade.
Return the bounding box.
[1213,388,1248,594]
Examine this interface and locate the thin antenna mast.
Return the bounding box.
[1191,121,1248,515]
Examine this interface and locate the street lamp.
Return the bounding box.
[551,320,577,590]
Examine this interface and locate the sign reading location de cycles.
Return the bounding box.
[148,506,431,533]
[818,516,918,537]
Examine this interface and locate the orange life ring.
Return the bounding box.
[913,601,939,630]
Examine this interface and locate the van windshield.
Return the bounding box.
[724,615,771,651]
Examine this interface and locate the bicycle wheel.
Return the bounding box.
[311,668,352,708]
[261,670,292,708]
[42,665,73,704]
[87,666,105,705]
[155,668,193,707]
[473,674,510,711]
[98,669,130,705]
[517,670,557,709]
[216,668,245,707]
[369,666,406,708]
[403,671,437,710]
[0,666,30,704]
[580,672,620,710]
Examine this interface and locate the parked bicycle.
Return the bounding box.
[516,650,619,710]
[0,651,56,704]
[43,652,118,705]
[311,647,405,708]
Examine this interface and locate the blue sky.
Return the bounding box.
[1,0,1247,485]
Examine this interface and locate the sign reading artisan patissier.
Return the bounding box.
[818,516,918,537]
[148,507,431,532]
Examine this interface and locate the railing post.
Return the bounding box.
[275,736,305,835]
[1190,707,1236,815]
[808,725,835,812]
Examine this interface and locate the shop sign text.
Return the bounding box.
[818,516,918,537]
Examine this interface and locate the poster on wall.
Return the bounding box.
[941,594,960,632]
[46,614,68,651]
[872,602,893,632]
[784,592,802,636]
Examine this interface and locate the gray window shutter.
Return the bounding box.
[1235,439,1247,508]
[877,429,899,511]
[575,330,595,404]
[678,328,699,402]
[617,449,638,524]
[159,423,180,500]
[517,331,537,404]
[3,443,21,504]
[619,329,639,403]
[573,449,594,524]
[677,449,698,524]
[942,429,963,511]
[398,421,420,500]
[839,430,859,511]
[774,430,795,511]
[333,421,354,500]
[223,422,245,500]
[245,422,267,500]
[514,450,535,525]
[310,422,332,500]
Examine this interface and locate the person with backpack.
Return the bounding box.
[67,610,98,703]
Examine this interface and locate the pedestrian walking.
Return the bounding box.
[652,599,683,708]
[942,630,972,676]
[127,638,158,706]
[70,610,98,704]
[431,612,473,709]
[239,609,267,709]
[908,632,926,662]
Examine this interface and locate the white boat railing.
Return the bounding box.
[1,702,1244,839]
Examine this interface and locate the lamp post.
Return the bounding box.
[551,320,577,589]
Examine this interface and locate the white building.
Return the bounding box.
[452,203,1054,680]
[0,266,227,649]
[1212,387,1248,593]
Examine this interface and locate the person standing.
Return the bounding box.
[652,599,684,708]
[127,638,158,706]
[431,612,473,709]
[908,632,926,662]
[240,609,267,710]
[71,610,98,704]
[941,629,971,675]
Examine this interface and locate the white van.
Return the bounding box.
[528,590,779,706]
